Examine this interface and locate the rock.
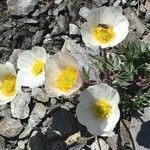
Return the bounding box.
[32,103,46,119]
[107,134,119,150]
[17,18,39,24]
[32,88,49,103]
[123,29,140,44]
[79,7,90,19]
[29,132,46,150]
[0,136,5,150]
[130,107,150,150]
[0,117,24,138]
[68,138,87,150]
[61,36,100,81]
[32,3,49,17]
[142,33,150,43]
[32,30,44,46]
[19,103,46,139]
[46,109,78,140]
[45,140,67,150]
[90,138,109,150]
[93,0,108,6]
[57,15,68,32]
[120,119,131,149]
[11,92,31,119]
[65,132,81,146]
[9,49,22,69]
[18,140,28,149]
[19,114,41,139]
[145,11,150,23]
[65,102,75,109]
[6,0,37,16]
[55,0,63,5]
[124,7,146,35]
[69,23,80,35]
[0,108,11,118]
[145,1,150,11]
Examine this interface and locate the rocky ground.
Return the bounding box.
[0,0,150,150]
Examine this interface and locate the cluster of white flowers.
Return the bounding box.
[0,6,129,137]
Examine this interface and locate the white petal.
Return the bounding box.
[0,92,16,105]
[87,6,123,26]
[76,103,95,126]
[55,52,78,69]
[100,106,120,132]
[17,51,35,70]
[86,84,120,105]
[5,62,16,75]
[81,23,99,50]
[86,118,105,136]
[17,70,45,89]
[31,46,47,61]
[78,87,96,109]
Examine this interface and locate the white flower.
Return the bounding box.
[17,46,47,89]
[45,52,83,97]
[81,6,129,49]
[0,62,20,105]
[76,84,120,136]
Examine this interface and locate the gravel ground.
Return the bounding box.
[0,0,150,150]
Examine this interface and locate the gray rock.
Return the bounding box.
[32,30,44,46]
[107,134,119,150]
[17,18,39,24]
[32,3,50,17]
[9,49,22,69]
[124,7,146,35]
[6,0,37,16]
[19,103,46,139]
[79,7,90,19]
[69,23,80,35]
[18,140,28,149]
[142,33,150,43]
[32,88,49,103]
[0,108,11,118]
[57,15,68,32]
[0,117,24,138]
[11,92,31,119]
[55,0,63,5]
[32,103,46,119]
[130,107,150,150]
[93,0,108,6]
[0,136,5,150]
[120,119,131,148]
[90,138,109,150]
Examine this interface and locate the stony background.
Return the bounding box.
[0,0,150,150]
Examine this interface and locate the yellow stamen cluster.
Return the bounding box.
[92,24,115,44]
[0,74,16,97]
[32,59,45,76]
[55,66,78,92]
[92,99,112,119]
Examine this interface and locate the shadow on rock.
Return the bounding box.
[29,108,85,150]
[136,120,150,149]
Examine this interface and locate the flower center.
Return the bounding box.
[0,74,16,97]
[92,99,112,119]
[92,24,115,44]
[55,66,78,92]
[31,59,45,76]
